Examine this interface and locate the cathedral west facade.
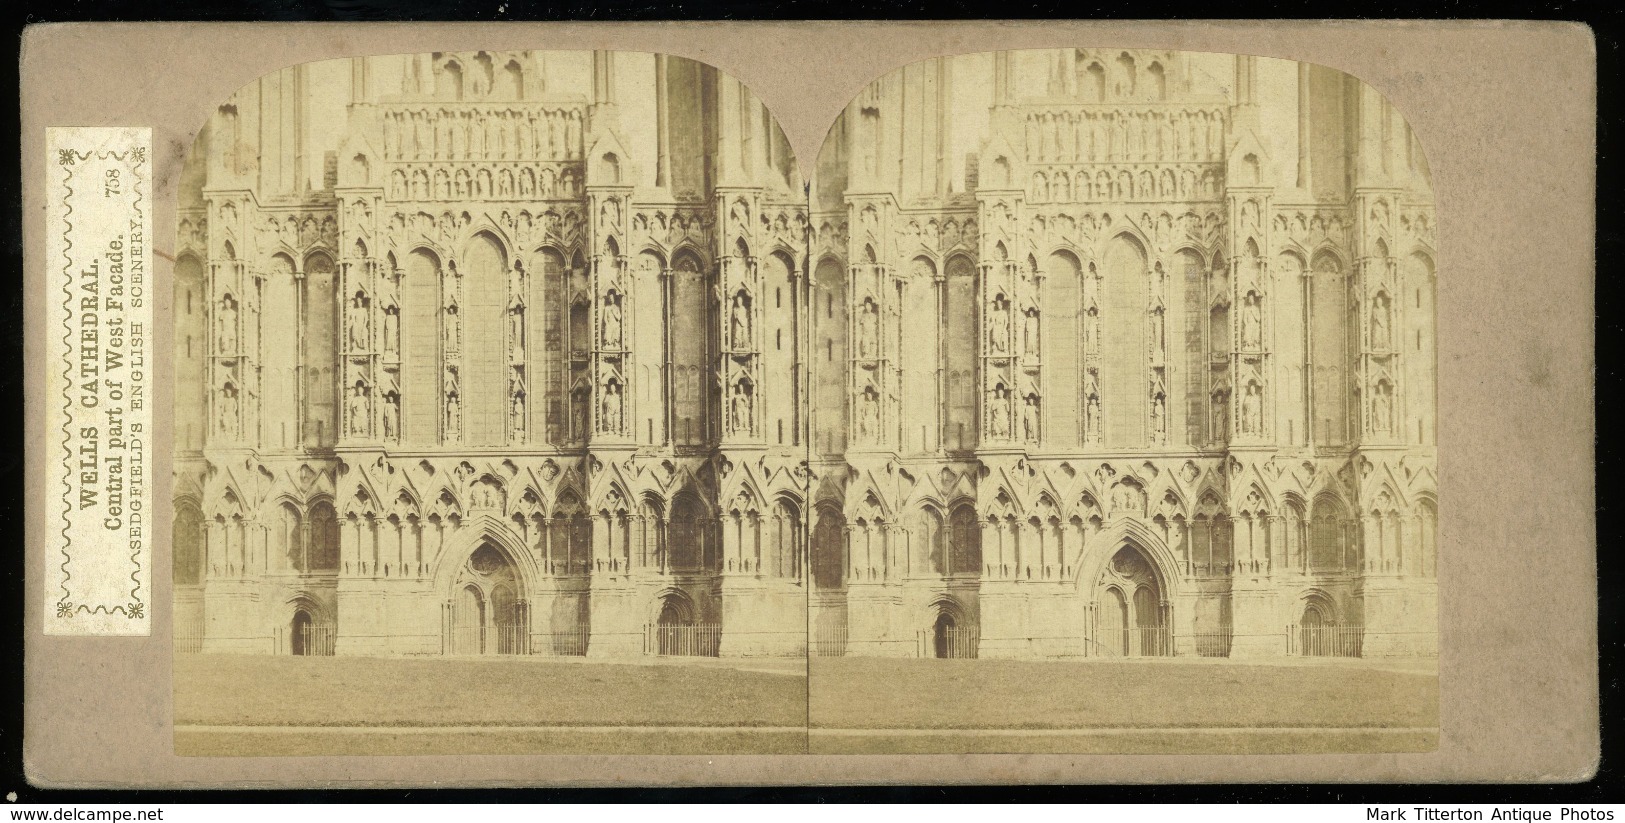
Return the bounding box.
[173,48,1438,660]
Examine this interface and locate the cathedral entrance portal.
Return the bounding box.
[449,541,528,655]
[1088,544,1171,657]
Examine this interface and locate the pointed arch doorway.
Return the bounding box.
[448,541,529,655]
[1088,544,1171,657]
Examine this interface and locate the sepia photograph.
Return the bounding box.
[169,49,812,755]
[169,45,1437,757]
[802,48,1439,753]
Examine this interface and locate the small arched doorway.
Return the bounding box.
[290,609,313,656]
[1089,544,1170,657]
[932,610,957,659]
[1299,601,1330,657]
[653,592,703,656]
[454,584,486,654]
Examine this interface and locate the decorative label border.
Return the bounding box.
[45,128,152,636]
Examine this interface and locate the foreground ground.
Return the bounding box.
[173,654,1437,756]
[806,656,1438,753]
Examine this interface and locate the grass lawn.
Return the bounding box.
[809,657,1438,731]
[175,654,806,729]
[173,654,1436,755]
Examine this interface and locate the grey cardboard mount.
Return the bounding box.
[21,20,1597,787]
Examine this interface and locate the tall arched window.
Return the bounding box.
[1275,251,1308,445]
[1176,248,1207,446]
[463,233,508,445]
[919,507,946,575]
[531,247,566,446]
[172,502,205,585]
[1310,252,1350,446]
[402,248,442,444]
[263,253,300,449]
[1042,250,1082,447]
[812,505,845,589]
[1405,252,1437,445]
[302,252,338,447]
[764,251,800,447]
[900,258,940,453]
[175,256,207,451]
[1310,495,1348,571]
[948,504,981,576]
[669,494,705,572]
[812,257,847,455]
[672,252,708,446]
[277,502,305,571]
[1102,235,1148,446]
[944,255,978,450]
[309,501,339,571]
[632,250,667,445]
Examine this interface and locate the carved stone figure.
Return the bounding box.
[1372,293,1392,349]
[989,389,1010,438]
[1085,307,1101,350]
[216,295,237,352]
[347,382,369,435]
[858,299,880,359]
[348,293,370,350]
[731,380,752,434]
[508,299,526,358]
[445,390,461,439]
[1023,307,1040,355]
[1242,383,1263,435]
[218,384,239,437]
[1151,391,1166,439]
[602,381,623,434]
[1242,293,1262,349]
[509,379,526,436]
[1149,305,1165,353]
[382,391,399,441]
[383,306,399,354]
[730,293,752,349]
[602,293,623,348]
[1374,382,1394,433]
[1212,392,1229,438]
[990,295,1010,353]
[858,387,878,440]
[1022,394,1038,441]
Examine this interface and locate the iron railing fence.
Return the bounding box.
[643,623,722,657]
[917,625,981,659]
[1287,623,1365,657]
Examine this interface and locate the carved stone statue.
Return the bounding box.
[1086,391,1101,442]
[858,299,880,359]
[602,293,622,348]
[730,293,752,349]
[1149,305,1165,353]
[1372,294,1392,349]
[1023,308,1039,356]
[347,382,369,435]
[218,384,238,437]
[348,293,370,351]
[1151,391,1166,439]
[858,387,878,440]
[508,300,526,359]
[383,306,399,354]
[1242,293,1262,349]
[572,391,589,441]
[1085,307,1101,351]
[445,391,461,439]
[1241,383,1263,435]
[989,389,1010,438]
[731,380,752,434]
[990,296,1010,353]
[601,381,623,434]
[1374,383,1394,433]
[1212,392,1229,438]
[216,295,237,352]
[1022,394,1038,441]
[382,391,399,441]
[509,379,526,436]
